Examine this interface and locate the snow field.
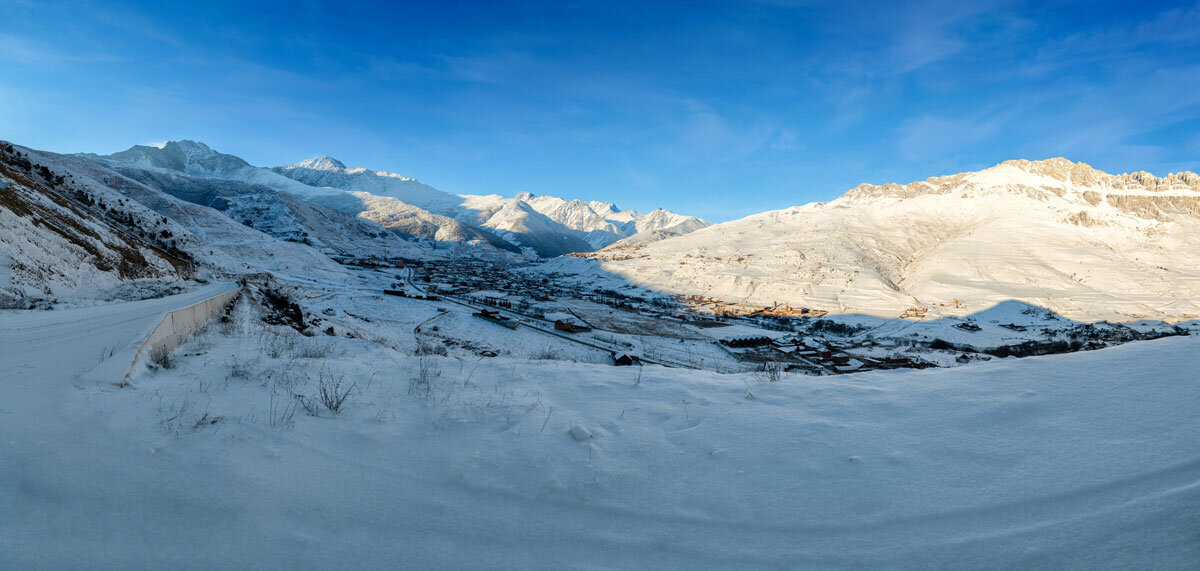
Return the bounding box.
[5,284,1200,569]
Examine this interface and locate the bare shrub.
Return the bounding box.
[409,356,441,400]
[269,393,297,428]
[530,346,558,360]
[259,328,342,360]
[217,317,239,337]
[375,409,396,423]
[316,370,355,415]
[228,354,257,381]
[191,411,222,430]
[97,343,118,364]
[159,396,193,437]
[295,393,322,417]
[259,332,295,359]
[270,368,300,394]
[150,345,173,370]
[757,361,785,383]
[416,340,448,356]
[293,337,337,359]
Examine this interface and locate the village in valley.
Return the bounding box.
[317,254,1195,377]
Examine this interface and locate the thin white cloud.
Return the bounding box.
[0,33,114,65]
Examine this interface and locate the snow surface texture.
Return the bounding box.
[2,285,1200,569]
[569,158,1200,321]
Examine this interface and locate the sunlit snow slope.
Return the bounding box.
[571,158,1200,320]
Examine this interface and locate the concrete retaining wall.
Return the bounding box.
[126,287,243,380]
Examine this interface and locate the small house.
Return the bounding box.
[901,307,928,319]
[612,353,640,366]
[554,319,591,333]
[474,309,519,330]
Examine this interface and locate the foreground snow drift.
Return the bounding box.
[2,290,1199,569]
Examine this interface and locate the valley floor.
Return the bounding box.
[2,286,1200,569]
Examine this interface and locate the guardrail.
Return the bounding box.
[125,286,244,380]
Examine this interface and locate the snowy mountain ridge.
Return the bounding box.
[97,141,707,257]
[0,141,363,305]
[563,158,1200,321]
[273,155,463,213]
[270,149,710,255]
[291,155,347,171]
[843,157,1200,204]
[519,193,712,249]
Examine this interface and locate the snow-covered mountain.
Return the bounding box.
[559,158,1200,321]
[0,141,360,305]
[85,142,510,256]
[454,193,595,257]
[274,155,466,214]
[82,141,708,257]
[520,193,712,249]
[101,140,342,201]
[37,140,1200,320]
[0,143,187,305]
[271,151,709,255]
[98,162,432,260]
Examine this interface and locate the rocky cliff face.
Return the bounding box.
[1105,194,1200,220]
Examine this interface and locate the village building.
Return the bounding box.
[473,309,519,330]
[611,353,640,366]
[720,336,773,348]
[554,319,592,333]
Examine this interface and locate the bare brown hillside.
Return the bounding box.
[0,141,191,306]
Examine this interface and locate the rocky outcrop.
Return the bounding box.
[1105,194,1200,220]
[841,158,1200,221]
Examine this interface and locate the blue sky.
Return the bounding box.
[2,1,1199,221]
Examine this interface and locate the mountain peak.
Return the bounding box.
[985,157,1107,185]
[292,156,347,171]
[104,139,249,174]
[171,139,213,152]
